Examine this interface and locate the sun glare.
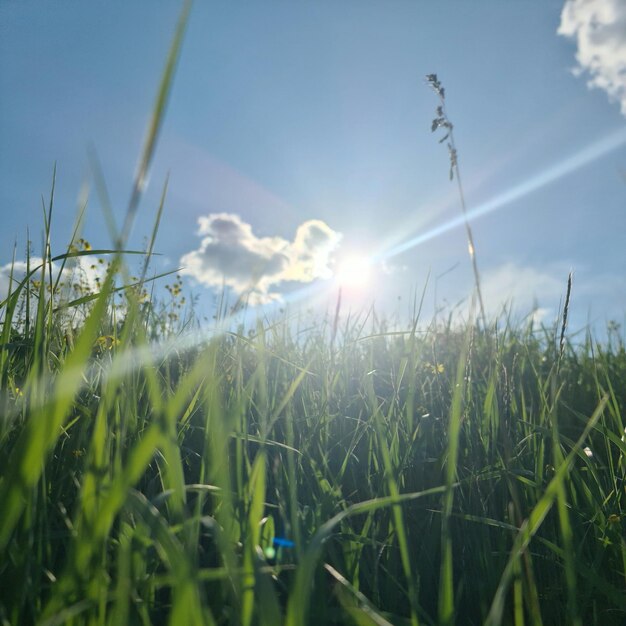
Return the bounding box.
[335,255,372,288]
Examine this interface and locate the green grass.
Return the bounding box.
[2,5,626,623]
[1,252,625,625]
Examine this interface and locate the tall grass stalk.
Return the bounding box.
[426,74,487,330]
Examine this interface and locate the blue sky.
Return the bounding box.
[1,0,625,331]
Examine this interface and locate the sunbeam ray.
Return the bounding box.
[379,127,626,262]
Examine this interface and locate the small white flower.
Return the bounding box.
[583,446,593,458]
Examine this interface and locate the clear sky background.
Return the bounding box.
[1,0,625,332]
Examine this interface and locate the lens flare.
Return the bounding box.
[335,255,372,288]
[380,127,626,262]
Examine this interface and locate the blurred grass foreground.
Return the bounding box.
[1,4,625,625]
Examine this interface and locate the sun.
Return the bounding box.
[334,254,372,289]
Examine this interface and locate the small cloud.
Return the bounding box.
[479,262,568,322]
[180,213,341,301]
[0,256,107,302]
[558,0,626,115]
[381,260,407,275]
[0,257,58,302]
[529,307,552,326]
[0,255,108,326]
[281,220,342,283]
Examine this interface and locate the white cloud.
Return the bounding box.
[559,0,626,115]
[0,257,57,303]
[180,213,342,302]
[479,262,568,323]
[0,256,107,305]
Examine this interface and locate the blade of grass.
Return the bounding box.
[485,394,608,626]
[118,0,192,250]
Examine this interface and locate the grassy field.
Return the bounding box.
[2,7,625,624]
[1,240,625,625]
